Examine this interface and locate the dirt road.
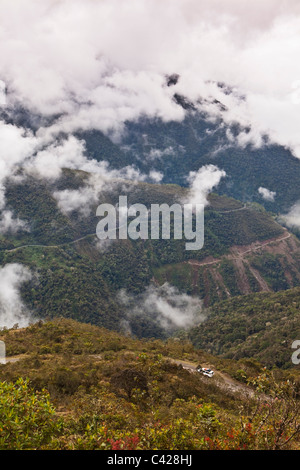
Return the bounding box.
[187,230,291,270]
[169,358,256,399]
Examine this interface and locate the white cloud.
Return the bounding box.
[0,264,33,329]
[149,170,164,183]
[258,186,276,202]
[0,120,38,209]
[53,164,147,216]
[186,164,226,206]
[0,121,150,216]
[0,0,299,218]
[147,147,175,161]
[53,185,98,217]
[0,0,299,157]
[0,211,29,234]
[0,121,37,168]
[280,202,300,230]
[0,80,6,106]
[118,283,205,331]
[25,136,87,181]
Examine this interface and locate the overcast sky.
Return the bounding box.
[0,0,299,155]
[0,0,299,222]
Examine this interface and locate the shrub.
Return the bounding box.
[0,378,60,449]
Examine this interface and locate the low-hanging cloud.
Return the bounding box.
[279,202,300,230]
[0,80,6,105]
[52,159,148,216]
[0,0,299,225]
[185,164,226,207]
[0,124,159,217]
[0,120,38,209]
[0,0,299,158]
[118,283,206,333]
[0,263,33,329]
[0,210,29,234]
[258,186,276,202]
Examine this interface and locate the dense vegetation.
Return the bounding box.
[1,319,300,450]
[1,87,299,452]
[188,287,300,369]
[79,107,300,215]
[1,172,295,339]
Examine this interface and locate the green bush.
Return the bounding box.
[0,378,60,449]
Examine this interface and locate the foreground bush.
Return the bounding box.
[0,378,60,449]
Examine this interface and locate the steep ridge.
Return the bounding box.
[0,170,299,339]
[154,229,300,306]
[79,110,300,215]
[188,286,300,369]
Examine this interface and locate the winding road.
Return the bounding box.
[169,358,257,399]
[3,233,97,253]
[187,229,291,269]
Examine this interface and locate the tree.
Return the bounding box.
[0,378,59,450]
[240,371,300,450]
[110,368,148,399]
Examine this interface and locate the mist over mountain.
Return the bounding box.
[0,0,299,222]
[2,2,300,452]
[0,0,300,351]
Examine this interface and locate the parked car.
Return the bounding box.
[196,365,214,378]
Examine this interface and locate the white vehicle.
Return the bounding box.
[196,365,214,378]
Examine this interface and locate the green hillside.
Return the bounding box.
[0,171,297,339]
[188,287,300,369]
[79,111,300,214]
[0,318,300,450]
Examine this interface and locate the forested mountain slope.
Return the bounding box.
[79,106,300,215]
[188,286,300,369]
[0,170,299,339]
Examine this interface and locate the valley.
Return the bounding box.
[1,0,300,453]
